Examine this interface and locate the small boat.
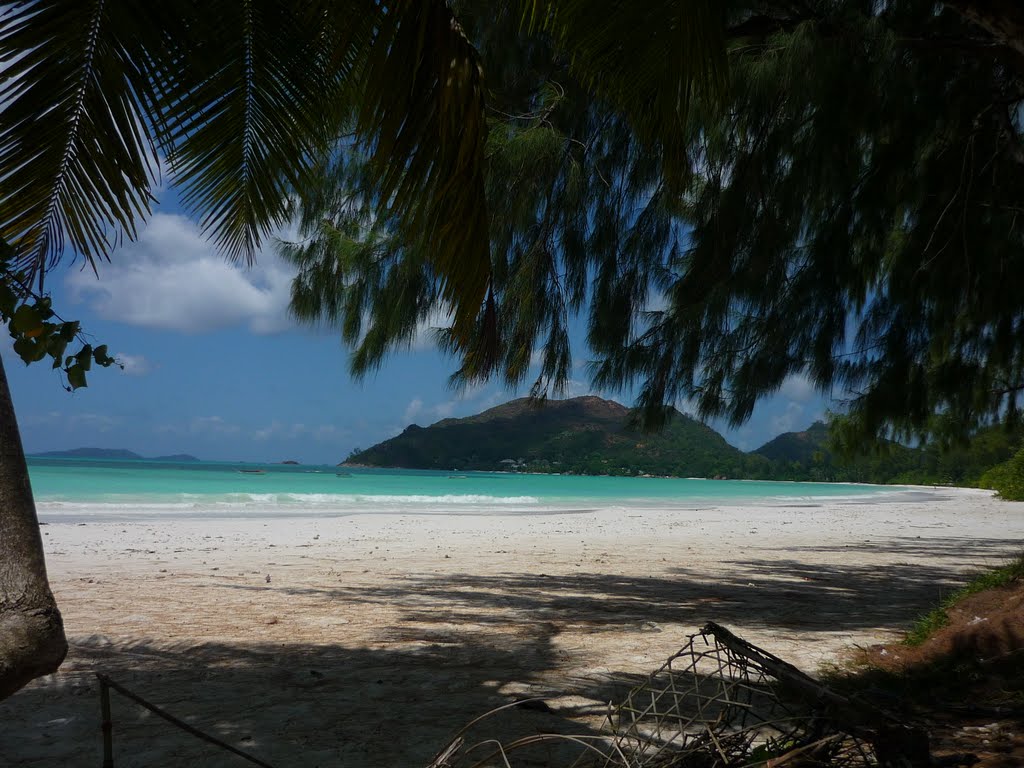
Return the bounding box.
[238,469,266,475]
[335,471,352,477]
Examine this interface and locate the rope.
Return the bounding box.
[95,673,276,768]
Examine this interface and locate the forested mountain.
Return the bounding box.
[345,396,767,477]
[755,423,1024,486]
[753,422,830,464]
[347,398,1024,486]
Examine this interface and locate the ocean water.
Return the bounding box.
[26,457,927,521]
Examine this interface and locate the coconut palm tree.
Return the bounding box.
[0,0,735,699]
[0,0,498,699]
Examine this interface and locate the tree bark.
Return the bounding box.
[0,354,66,700]
[944,0,1024,57]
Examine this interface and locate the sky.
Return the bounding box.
[8,190,832,465]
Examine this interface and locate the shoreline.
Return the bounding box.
[4,490,1023,766]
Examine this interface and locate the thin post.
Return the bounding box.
[94,673,275,768]
[99,676,113,768]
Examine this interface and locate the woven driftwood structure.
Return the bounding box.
[428,622,929,768]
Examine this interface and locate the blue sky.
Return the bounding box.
[9,191,831,464]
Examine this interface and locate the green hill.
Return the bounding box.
[32,448,200,462]
[345,396,764,477]
[753,420,1024,485]
[346,396,1024,484]
[33,447,144,460]
[753,421,830,464]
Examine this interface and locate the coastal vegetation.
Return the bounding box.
[902,554,1024,647]
[347,395,1024,489]
[978,446,1024,500]
[3,0,1024,705]
[287,0,1024,452]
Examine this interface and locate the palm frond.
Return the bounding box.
[145,0,373,263]
[0,0,159,281]
[0,0,378,280]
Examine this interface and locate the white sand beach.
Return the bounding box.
[2,488,1022,767]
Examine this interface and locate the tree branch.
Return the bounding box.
[943,0,1024,57]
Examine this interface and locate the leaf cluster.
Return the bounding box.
[287,0,1024,446]
[0,0,505,340]
[0,241,118,390]
[978,445,1024,500]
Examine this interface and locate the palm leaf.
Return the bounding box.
[0,0,159,281]
[0,0,377,280]
[143,0,373,263]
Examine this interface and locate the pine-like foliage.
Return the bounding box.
[285,0,1024,443]
[607,0,1024,441]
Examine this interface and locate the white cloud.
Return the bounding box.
[116,353,151,376]
[403,397,456,424]
[157,415,241,437]
[770,401,806,435]
[24,410,63,427]
[564,378,592,398]
[404,397,424,422]
[251,421,348,443]
[432,400,456,419]
[410,304,452,350]
[65,213,297,334]
[20,410,119,437]
[778,373,819,403]
[69,412,120,432]
[675,396,699,416]
[313,425,341,441]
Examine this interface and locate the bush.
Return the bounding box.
[978,446,1024,500]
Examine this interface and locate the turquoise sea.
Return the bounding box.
[26,457,927,521]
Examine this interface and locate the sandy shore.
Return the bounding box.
[2,488,1022,766]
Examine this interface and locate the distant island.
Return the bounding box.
[32,448,201,462]
[343,396,1024,487]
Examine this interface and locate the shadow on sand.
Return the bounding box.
[2,535,1020,767]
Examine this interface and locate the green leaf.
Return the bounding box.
[93,344,114,367]
[11,304,43,335]
[58,321,80,342]
[76,344,93,372]
[0,0,158,278]
[0,283,17,318]
[13,336,35,364]
[66,363,87,390]
[0,235,14,264]
[47,337,68,368]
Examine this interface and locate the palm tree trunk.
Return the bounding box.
[0,353,66,700]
